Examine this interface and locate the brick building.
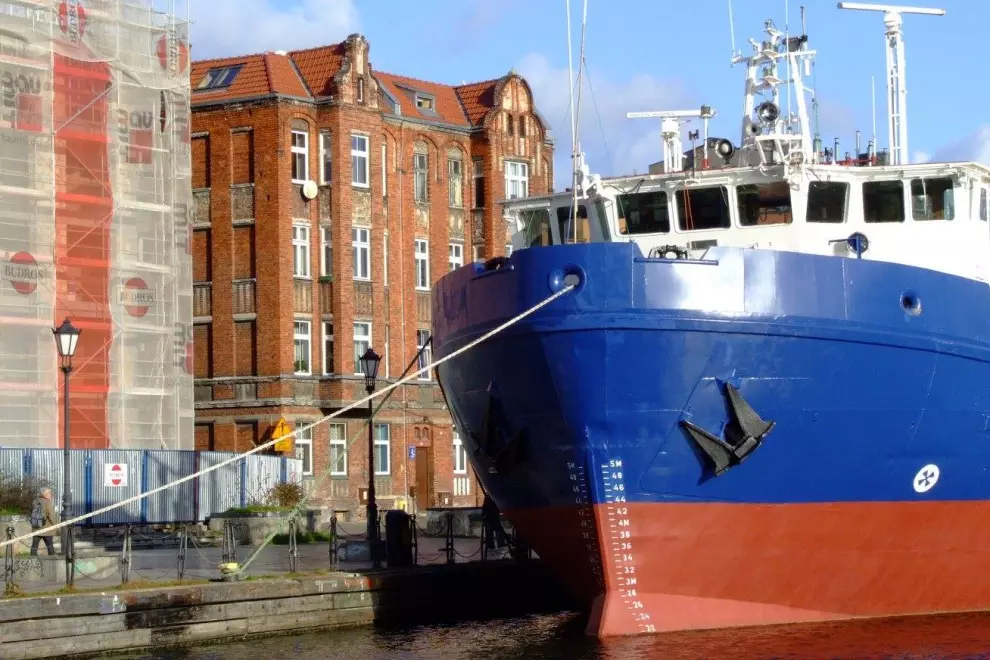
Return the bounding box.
[188,34,554,519]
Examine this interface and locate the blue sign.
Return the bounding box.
[408,446,417,459]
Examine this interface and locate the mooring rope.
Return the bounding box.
[0,283,576,551]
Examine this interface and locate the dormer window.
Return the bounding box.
[196,65,243,91]
[415,94,434,111]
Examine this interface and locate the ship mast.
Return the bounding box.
[837,2,945,167]
[566,0,591,242]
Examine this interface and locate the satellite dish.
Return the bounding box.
[301,180,318,200]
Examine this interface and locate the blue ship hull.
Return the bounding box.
[431,243,990,636]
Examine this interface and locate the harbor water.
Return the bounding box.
[111,610,990,659]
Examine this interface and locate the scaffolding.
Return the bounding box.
[0,0,192,450]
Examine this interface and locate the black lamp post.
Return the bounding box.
[359,347,381,568]
[53,317,80,586]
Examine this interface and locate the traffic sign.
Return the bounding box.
[104,463,127,488]
[272,417,294,453]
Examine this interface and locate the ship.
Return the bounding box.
[431,1,990,638]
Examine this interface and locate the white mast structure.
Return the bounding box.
[626,107,717,173]
[838,2,945,167]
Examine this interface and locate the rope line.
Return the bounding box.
[0,283,575,551]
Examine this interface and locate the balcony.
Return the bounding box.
[193,283,211,318]
[232,279,256,315]
[319,185,332,221]
[319,279,334,314]
[416,292,431,323]
[294,278,312,314]
[192,189,210,227]
[354,281,372,317]
[230,183,254,222]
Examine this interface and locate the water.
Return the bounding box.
[110,611,990,659]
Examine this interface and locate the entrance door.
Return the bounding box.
[414,445,434,512]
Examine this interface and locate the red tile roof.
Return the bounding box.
[190,37,509,129]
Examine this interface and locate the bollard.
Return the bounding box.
[120,524,132,585]
[445,511,455,565]
[329,517,338,571]
[480,518,488,561]
[409,517,419,566]
[222,519,236,564]
[288,517,298,574]
[4,527,14,594]
[177,525,188,580]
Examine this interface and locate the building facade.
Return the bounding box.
[189,34,554,518]
[0,0,193,451]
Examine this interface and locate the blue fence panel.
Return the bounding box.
[145,450,197,524]
[196,451,242,521]
[88,450,144,525]
[244,453,282,504]
[0,449,24,482]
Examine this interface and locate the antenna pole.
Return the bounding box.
[871,75,877,163]
[837,2,946,166]
[565,0,577,198]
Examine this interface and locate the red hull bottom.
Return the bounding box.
[506,501,990,637]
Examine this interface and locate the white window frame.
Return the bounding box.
[381,141,387,197]
[448,242,463,272]
[448,158,463,207]
[291,129,308,184]
[319,131,332,184]
[414,238,429,291]
[351,133,369,188]
[329,422,347,476]
[374,423,390,475]
[292,224,310,278]
[320,226,332,278]
[322,321,334,375]
[453,430,467,474]
[504,160,529,200]
[352,227,370,281]
[505,243,513,257]
[295,425,313,476]
[472,244,484,262]
[416,329,432,381]
[293,319,311,375]
[383,230,389,286]
[353,321,371,375]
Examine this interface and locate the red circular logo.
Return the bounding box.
[156,35,189,74]
[122,277,151,317]
[109,464,122,486]
[57,1,87,40]
[6,252,39,295]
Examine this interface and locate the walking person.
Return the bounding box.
[29,487,57,556]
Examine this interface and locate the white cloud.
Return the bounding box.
[929,126,990,165]
[913,151,932,164]
[188,0,360,60]
[516,52,696,189]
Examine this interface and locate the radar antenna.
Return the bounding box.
[626,106,717,173]
[837,2,945,166]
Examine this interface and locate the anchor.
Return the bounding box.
[680,382,776,476]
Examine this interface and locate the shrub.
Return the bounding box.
[0,471,54,516]
[265,481,305,509]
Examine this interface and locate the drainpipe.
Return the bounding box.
[396,119,410,515]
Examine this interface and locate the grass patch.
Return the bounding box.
[271,530,334,545]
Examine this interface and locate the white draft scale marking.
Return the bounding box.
[566,459,604,589]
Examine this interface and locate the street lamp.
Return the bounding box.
[53,317,80,586]
[359,347,381,568]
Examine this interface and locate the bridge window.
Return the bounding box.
[910,177,954,220]
[556,204,593,243]
[616,190,670,235]
[806,181,848,223]
[863,180,904,223]
[520,208,553,247]
[736,181,792,226]
[675,186,730,231]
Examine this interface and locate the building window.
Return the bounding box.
[381,142,387,197]
[416,329,431,380]
[357,76,364,103]
[374,423,390,475]
[505,243,513,257]
[505,160,529,200]
[448,158,463,207]
[415,94,434,111]
[414,152,428,203]
[292,224,310,278]
[353,321,371,374]
[473,158,485,208]
[295,425,313,476]
[196,65,243,90]
[322,321,334,375]
[293,320,311,375]
[472,244,484,261]
[291,129,308,183]
[448,243,463,272]
[414,239,429,290]
[329,423,346,476]
[383,231,389,286]
[351,134,369,187]
[352,227,369,280]
[453,430,467,474]
[320,227,332,277]
[319,131,332,184]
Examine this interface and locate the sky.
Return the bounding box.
[185,0,990,189]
